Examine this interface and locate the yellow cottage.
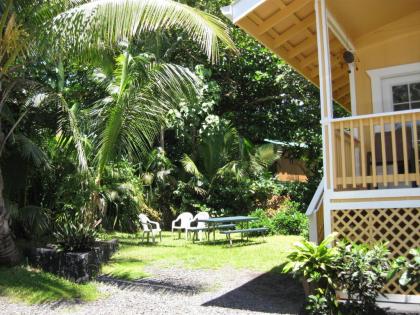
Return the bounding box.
[222,0,420,300]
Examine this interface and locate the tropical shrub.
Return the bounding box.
[395,248,420,290]
[53,212,100,252]
[248,208,275,234]
[283,235,407,315]
[272,200,308,237]
[9,203,51,240]
[249,176,284,209]
[336,241,393,315]
[283,234,340,315]
[278,181,314,208]
[207,175,253,215]
[100,161,146,232]
[248,201,307,237]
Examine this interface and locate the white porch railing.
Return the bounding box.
[330,109,420,191]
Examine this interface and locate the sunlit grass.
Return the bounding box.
[101,231,301,280]
[0,266,99,304]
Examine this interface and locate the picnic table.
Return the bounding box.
[197,216,259,243]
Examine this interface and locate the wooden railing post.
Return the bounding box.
[330,110,420,191]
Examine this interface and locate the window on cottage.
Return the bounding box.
[392,82,420,111]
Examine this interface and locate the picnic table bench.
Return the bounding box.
[220,227,269,246]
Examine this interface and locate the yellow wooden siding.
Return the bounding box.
[276,158,308,182]
[354,11,420,115]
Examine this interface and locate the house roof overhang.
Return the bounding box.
[222,0,420,112]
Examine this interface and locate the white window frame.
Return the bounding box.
[367,62,420,114]
[382,74,420,112]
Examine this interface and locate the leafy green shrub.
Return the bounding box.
[306,288,336,315]
[249,176,284,207]
[100,161,146,232]
[53,212,100,252]
[207,175,253,216]
[283,234,340,315]
[9,203,51,239]
[283,235,400,315]
[336,241,393,315]
[248,208,275,234]
[278,181,314,208]
[395,248,420,289]
[272,200,308,237]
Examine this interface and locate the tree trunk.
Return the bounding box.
[0,137,20,265]
[160,125,165,150]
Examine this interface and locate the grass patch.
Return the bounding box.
[0,266,99,304]
[101,231,301,280]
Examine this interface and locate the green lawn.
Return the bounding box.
[0,232,300,304]
[101,231,301,280]
[0,266,99,304]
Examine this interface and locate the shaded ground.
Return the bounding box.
[0,266,305,315]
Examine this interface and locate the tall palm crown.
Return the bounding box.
[46,0,236,63]
[92,50,200,180]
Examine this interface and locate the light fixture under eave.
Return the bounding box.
[343,51,355,64]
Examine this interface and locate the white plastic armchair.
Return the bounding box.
[139,214,162,243]
[171,212,193,239]
[187,212,210,242]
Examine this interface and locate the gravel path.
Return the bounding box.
[0,267,305,315]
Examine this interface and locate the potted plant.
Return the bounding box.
[283,233,340,314]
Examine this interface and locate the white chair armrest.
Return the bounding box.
[172,217,181,227]
[149,220,160,229]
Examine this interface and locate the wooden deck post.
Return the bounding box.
[315,0,334,239]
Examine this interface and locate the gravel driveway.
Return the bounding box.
[0,267,305,315]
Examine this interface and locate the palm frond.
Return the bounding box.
[57,99,89,172]
[12,134,50,168]
[24,90,89,172]
[47,0,236,63]
[251,144,279,170]
[94,52,201,179]
[216,160,245,182]
[181,154,203,179]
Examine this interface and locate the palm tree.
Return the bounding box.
[0,0,235,265]
[91,49,200,182]
[181,125,279,189]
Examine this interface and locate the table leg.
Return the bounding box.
[213,223,216,243]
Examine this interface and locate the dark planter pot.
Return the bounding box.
[24,239,118,283]
[302,277,318,297]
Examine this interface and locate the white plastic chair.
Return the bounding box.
[187,212,210,242]
[171,212,193,239]
[139,214,162,243]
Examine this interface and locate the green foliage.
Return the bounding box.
[248,201,307,238]
[336,241,393,314]
[283,235,406,315]
[249,176,284,204]
[248,208,275,234]
[53,212,100,252]
[283,234,339,287]
[48,0,236,64]
[283,234,340,315]
[397,248,420,289]
[99,161,146,232]
[306,288,338,315]
[272,201,308,238]
[8,204,51,240]
[93,49,201,180]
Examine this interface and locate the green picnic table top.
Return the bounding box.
[197,216,258,223]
